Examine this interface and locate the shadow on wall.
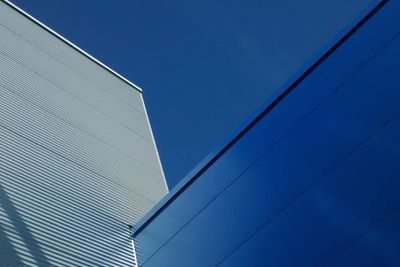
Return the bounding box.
[0,183,50,266]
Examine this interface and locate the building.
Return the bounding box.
[132,0,400,266]
[0,0,168,266]
[1,0,400,266]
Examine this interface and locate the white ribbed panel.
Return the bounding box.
[0,2,143,110]
[0,1,167,266]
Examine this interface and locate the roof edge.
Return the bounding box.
[1,0,143,93]
[131,0,388,238]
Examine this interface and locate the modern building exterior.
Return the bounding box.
[0,1,168,266]
[2,0,400,266]
[132,0,400,266]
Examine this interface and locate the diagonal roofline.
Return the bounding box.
[1,0,143,93]
[131,0,388,238]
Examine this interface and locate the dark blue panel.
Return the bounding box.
[134,2,388,260]
[327,209,400,267]
[134,1,400,266]
[220,111,400,267]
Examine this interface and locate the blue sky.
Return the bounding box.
[11,0,373,188]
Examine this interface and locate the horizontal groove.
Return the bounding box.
[0,104,165,201]
[0,106,165,202]
[1,177,141,237]
[0,139,156,208]
[1,176,136,250]
[0,49,151,142]
[0,57,160,171]
[0,164,150,221]
[0,132,158,214]
[0,151,153,218]
[0,217,132,267]
[0,228,123,267]
[0,65,166,197]
[0,2,168,265]
[0,86,162,191]
[4,230,128,267]
[0,6,144,109]
[2,60,157,170]
[0,24,146,121]
[0,159,137,266]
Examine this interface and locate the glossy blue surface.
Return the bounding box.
[134,1,400,266]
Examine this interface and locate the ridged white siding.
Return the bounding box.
[0,1,168,266]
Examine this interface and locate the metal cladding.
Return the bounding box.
[0,1,167,266]
[133,1,400,266]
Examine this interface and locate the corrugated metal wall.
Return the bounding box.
[0,1,168,266]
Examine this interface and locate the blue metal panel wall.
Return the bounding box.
[133,1,400,266]
[0,1,168,266]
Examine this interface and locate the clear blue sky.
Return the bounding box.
[11,0,373,188]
